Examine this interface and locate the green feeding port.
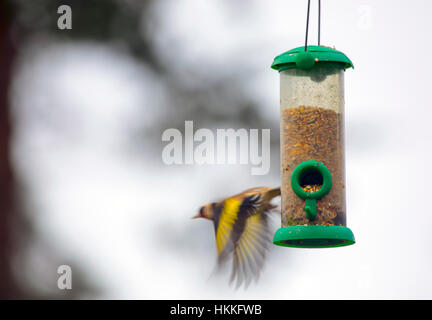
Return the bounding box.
[273,160,355,248]
[291,160,332,221]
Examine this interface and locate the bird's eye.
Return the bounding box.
[199,207,205,216]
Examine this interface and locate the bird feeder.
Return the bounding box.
[272,45,355,248]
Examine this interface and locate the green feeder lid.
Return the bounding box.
[273,225,355,248]
[271,45,354,71]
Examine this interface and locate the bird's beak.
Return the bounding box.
[192,213,201,219]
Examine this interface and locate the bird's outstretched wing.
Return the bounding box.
[214,194,261,258]
[229,209,272,289]
[214,193,273,288]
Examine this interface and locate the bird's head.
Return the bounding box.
[193,203,214,220]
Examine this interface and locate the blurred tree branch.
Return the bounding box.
[0,1,20,299]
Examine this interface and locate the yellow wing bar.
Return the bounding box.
[216,198,241,255]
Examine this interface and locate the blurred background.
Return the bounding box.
[1,0,431,299]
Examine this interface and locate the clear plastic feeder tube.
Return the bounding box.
[280,66,346,227]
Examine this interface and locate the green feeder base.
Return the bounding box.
[273,225,355,248]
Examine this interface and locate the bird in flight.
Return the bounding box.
[193,187,281,288]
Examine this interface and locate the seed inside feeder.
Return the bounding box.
[281,106,346,226]
[301,184,322,193]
